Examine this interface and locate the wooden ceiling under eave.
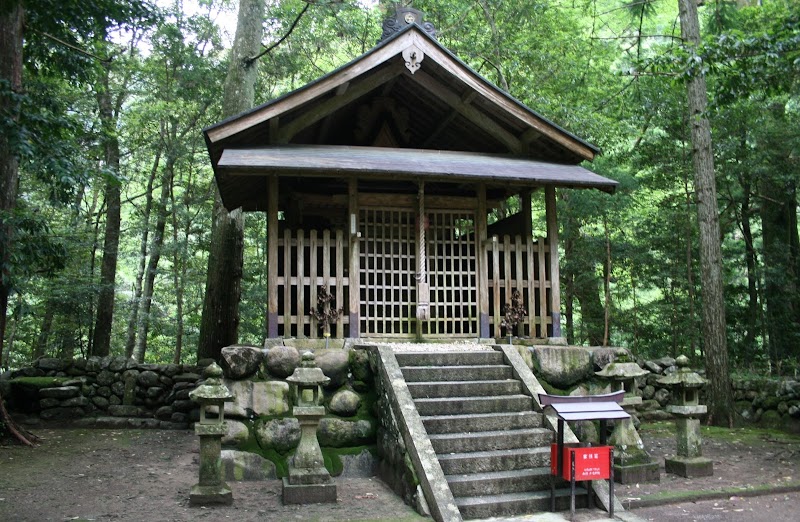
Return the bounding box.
[204,24,612,211]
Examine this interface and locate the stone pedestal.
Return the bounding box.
[190,423,233,505]
[283,353,337,504]
[664,406,713,477]
[611,418,660,484]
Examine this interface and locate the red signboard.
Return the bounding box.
[551,444,611,481]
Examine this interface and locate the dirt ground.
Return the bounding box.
[1,421,799,522]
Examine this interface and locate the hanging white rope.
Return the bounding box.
[416,181,430,321]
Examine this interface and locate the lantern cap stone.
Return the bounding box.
[287,351,331,386]
[189,362,234,402]
[595,361,648,379]
[657,356,706,388]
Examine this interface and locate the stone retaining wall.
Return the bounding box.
[522,346,800,432]
[3,355,202,429]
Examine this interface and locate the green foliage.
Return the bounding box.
[2,0,798,378]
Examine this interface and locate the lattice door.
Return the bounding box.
[422,211,478,337]
[359,208,417,337]
[359,207,478,338]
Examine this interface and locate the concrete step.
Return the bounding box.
[438,447,551,475]
[415,394,533,416]
[395,351,504,367]
[446,467,553,497]
[430,428,552,454]
[401,364,513,382]
[421,411,543,434]
[406,379,522,399]
[456,487,588,520]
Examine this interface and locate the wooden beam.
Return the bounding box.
[348,178,360,338]
[276,63,404,143]
[412,70,523,154]
[267,176,279,338]
[521,189,532,239]
[206,31,420,143]
[545,186,562,338]
[358,193,484,210]
[477,184,490,337]
[421,91,476,148]
[410,32,596,161]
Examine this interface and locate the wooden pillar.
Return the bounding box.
[521,189,532,238]
[348,177,360,338]
[267,176,279,338]
[477,184,490,338]
[545,186,562,338]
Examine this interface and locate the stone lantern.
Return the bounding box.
[283,351,337,504]
[657,354,713,477]
[188,362,234,505]
[596,349,659,483]
[595,348,649,408]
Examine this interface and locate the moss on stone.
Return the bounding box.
[10,377,71,389]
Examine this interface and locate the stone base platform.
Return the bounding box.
[665,456,714,478]
[614,460,660,484]
[189,483,233,505]
[282,477,337,504]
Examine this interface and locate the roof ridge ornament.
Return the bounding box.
[379,4,437,42]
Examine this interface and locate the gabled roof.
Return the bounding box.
[204,23,615,210]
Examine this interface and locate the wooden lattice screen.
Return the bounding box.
[486,235,553,338]
[276,229,349,338]
[421,210,478,337]
[358,208,418,337]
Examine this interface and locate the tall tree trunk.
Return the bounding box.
[563,226,575,345]
[562,213,605,346]
[760,104,800,370]
[91,63,123,357]
[739,174,759,360]
[34,301,55,360]
[132,146,176,363]
[197,0,264,362]
[0,0,23,370]
[170,173,185,364]
[678,0,734,426]
[125,150,161,358]
[1,296,19,368]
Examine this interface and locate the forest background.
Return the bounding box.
[0,0,798,380]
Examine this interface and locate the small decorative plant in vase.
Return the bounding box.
[501,289,526,345]
[310,286,343,349]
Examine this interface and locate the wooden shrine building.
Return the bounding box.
[203,7,617,342]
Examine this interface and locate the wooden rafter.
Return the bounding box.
[276,63,405,143]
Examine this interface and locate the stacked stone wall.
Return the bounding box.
[521,346,800,432]
[3,355,202,429]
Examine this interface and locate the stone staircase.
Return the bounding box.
[396,349,585,520]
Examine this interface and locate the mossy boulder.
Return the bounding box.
[255,417,301,453]
[316,350,350,389]
[530,346,593,389]
[220,345,264,380]
[349,348,373,384]
[223,419,251,447]
[265,346,301,378]
[220,450,277,481]
[317,418,375,447]
[329,389,361,417]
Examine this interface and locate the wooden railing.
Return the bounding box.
[486,234,553,339]
[276,229,349,338]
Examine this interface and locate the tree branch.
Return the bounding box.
[244,2,311,67]
[30,29,113,63]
